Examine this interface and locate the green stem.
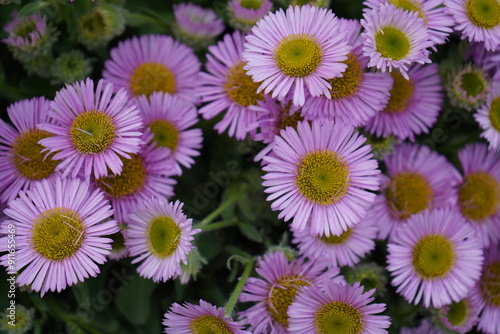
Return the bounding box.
[224,259,254,317]
[198,219,238,232]
[197,186,247,227]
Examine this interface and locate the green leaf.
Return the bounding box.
[18,1,51,17]
[238,222,263,243]
[72,281,90,310]
[115,275,156,325]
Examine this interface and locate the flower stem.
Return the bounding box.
[224,258,254,317]
[198,219,238,232]
[197,185,247,227]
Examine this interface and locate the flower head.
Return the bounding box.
[163,300,251,334]
[50,50,93,85]
[227,0,273,32]
[435,290,484,333]
[125,198,200,283]
[0,97,60,202]
[103,34,200,105]
[447,64,490,111]
[456,143,500,247]
[361,3,433,79]
[38,78,143,179]
[0,177,118,296]
[76,3,126,49]
[387,208,484,308]
[262,120,380,237]
[446,0,500,51]
[475,83,500,150]
[198,31,264,140]
[287,281,391,334]
[364,64,443,141]
[239,251,343,333]
[476,243,500,334]
[243,5,351,106]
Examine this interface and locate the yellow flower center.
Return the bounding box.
[488,97,500,131]
[314,301,363,334]
[32,208,84,261]
[481,262,500,306]
[412,234,455,279]
[96,154,146,198]
[10,129,59,180]
[295,150,350,206]
[460,71,487,98]
[466,0,500,29]
[319,228,353,244]
[459,171,500,221]
[375,27,411,61]
[130,62,176,98]
[240,0,263,9]
[70,110,115,154]
[223,61,264,107]
[383,72,415,113]
[444,299,469,327]
[275,34,323,77]
[328,53,363,99]
[189,315,233,334]
[148,119,179,152]
[389,0,428,22]
[267,275,311,328]
[147,216,181,258]
[386,172,433,220]
[277,102,304,131]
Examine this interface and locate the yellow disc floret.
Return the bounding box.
[328,53,363,99]
[70,110,115,154]
[383,72,415,113]
[130,62,176,97]
[147,216,181,258]
[386,172,433,220]
[314,301,363,334]
[412,234,455,279]
[224,61,264,107]
[375,27,411,61]
[459,171,500,221]
[275,34,323,77]
[97,154,146,198]
[148,119,180,152]
[466,0,500,29]
[267,276,311,328]
[189,315,233,334]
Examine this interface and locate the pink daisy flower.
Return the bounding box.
[446,0,500,51]
[446,64,490,111]
[301,18,393,127]
[456,143,500,247]
[238,251,344,333]
[163,299,251,334]
[93,133,177,223]
[364,0,454,47]
[227,0,273,32]
[292,218,378,267]
[0,177,118,296]
[288,281,391,334]
[198,31,264,140]
[262,119,380,237]
[387,208,484,308]
[364,64,443,141]
[0,97,60,203]
[172,3,224,49]
[102,34,200,105]
[125,198,200,283]
[435,289,484,333]
[475,83,500,150]
[400,318,442,334]
[242,4,351,107]
[476,243,500,334]
[361,3,433,79]
[137,92,202,175]
[38,78,143,179]
[368,143,461,241]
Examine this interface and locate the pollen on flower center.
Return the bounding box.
[328,53,363,99]
[386,172,433,220]
[375,27,411,61]
[459,171,500,221]
[488,97,500,131]
[296,150,350,206]
[445,299,469,326]
[277,102,304,131]
[384,71,415,113]
[148,119,180,152]
[189,315,232,334]
[314,301,363,334]
[32,207,85,261]
[275,34,323,78]
[70,110,115,154]
[147,216,181,258]
[223,61,264,107]
[481,262,500,306]
[10,129,58,180]
[267,275,311,328]
[97,154,146,198]
[389,0,427,22]
[412,234,455,279]
[319,228,353,244]
[130,62,177,98]
[466,0,500,29]
[240,0,263,9]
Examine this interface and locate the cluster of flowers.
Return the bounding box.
[1,0,500,333]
